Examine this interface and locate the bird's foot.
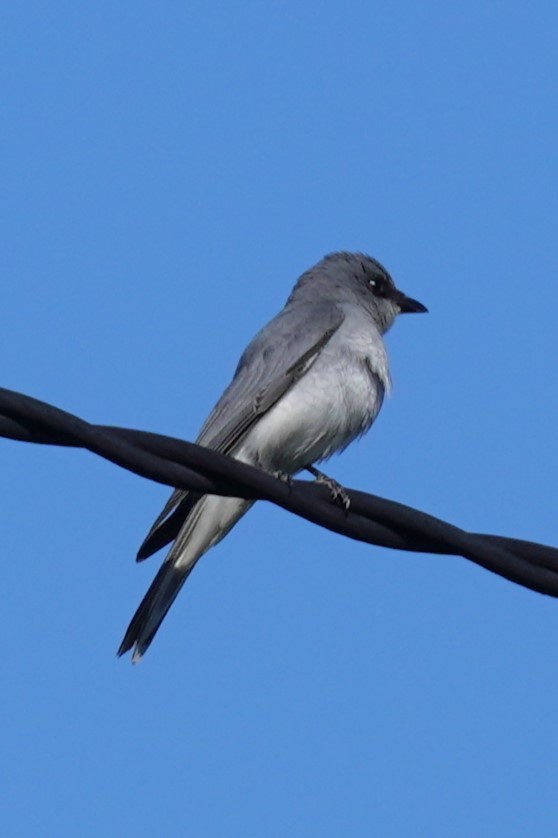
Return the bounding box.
[306,466,351,510]
[273,470,294,490]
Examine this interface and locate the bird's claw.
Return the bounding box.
[273,470,294,490]
[306,466,351,510]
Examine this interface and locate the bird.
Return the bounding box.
[118,251,427,661]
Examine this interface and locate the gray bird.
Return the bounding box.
[118,252,427,661]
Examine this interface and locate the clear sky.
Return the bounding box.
[2,3,558,836]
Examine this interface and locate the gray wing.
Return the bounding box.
[196,300,345,452]
[137,300,345,559]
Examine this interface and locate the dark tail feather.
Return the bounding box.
[117,560,197,662]
[136,493,202,561]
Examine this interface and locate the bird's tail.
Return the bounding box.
[117,557,195,662]
[118,494,253,661]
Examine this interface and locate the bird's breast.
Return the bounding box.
[240,329,388,474]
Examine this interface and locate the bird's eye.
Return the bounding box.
[368,276,387,295]
[368,275,392,297]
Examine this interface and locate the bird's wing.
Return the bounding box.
[195,300,345,451]
[136,301,345,560]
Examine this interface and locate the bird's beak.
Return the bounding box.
[395,291,428,314]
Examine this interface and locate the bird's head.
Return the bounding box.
[290,252,427,334]
[350,253,427,333]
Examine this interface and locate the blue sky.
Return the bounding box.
[2,2,558,835]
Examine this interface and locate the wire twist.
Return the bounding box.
[1,386,557,597]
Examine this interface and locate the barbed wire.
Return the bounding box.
[1,386,557,598]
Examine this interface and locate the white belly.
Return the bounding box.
[239,329,389,474]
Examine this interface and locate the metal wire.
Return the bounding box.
[2,386,557,597]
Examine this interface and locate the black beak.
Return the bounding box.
[396,291,428,314]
